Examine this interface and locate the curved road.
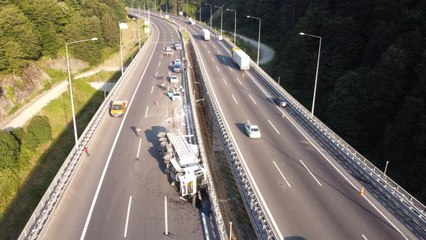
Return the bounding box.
[177,16,420,240]
[41,15,205,240]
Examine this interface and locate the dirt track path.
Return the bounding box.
[1,22,140,130]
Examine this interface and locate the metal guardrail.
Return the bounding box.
[251,63,426,223]
[135,12,229,239]
[194,22,426,238]
[250,64,426,236]
[156,12,426,239]
[185,39,228,240]
[18,30,153,240]
[190,26,275,240]
[167,16,228,240]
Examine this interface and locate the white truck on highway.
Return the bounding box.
[232,48,251,70]
[158,131,206,201]
[202,28,210,41]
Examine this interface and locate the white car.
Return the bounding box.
[174,42,182,50]
[170,75,178,83]
[217,35,223,41]
[245,124,261,138]
[171,91,182,101]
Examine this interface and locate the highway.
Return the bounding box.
[176,16,420,239]
[41,16,205,240]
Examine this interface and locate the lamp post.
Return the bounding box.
[132,17,141,49]
[199,2,202,22]
[247,15,261,65]
[65,37,98,150]
[205,3,212,28]
[299,32,322,117]
[226,8,237,46]
[384,161,389,177]
[119,21,129,75]
[214,5,223,37]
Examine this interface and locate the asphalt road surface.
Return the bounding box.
[174,15,421,240]
[41,16,205,240]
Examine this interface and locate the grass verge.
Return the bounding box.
[0,80,103,239]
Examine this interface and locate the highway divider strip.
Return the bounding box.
[190,23,276,240]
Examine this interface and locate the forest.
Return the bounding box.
[194,0,426,202]
[0,0,126,74]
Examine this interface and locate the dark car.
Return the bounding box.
[274,96,287,107]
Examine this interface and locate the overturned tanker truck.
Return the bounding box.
[158,131,206,202]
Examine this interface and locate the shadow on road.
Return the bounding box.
[144,126,167,174]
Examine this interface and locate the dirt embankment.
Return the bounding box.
[0,58,87,119]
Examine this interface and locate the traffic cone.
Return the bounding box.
[360,187,365,196]
[155,101,159,106]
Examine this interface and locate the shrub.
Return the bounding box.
[26,115,52,145]
[0,130,20,170]
[10,127,25,144]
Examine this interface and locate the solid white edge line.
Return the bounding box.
[249,95,257,105]
[283,110,409,239]
[144,106,149,118]
[242,67,409,239]
[124,196,133,238]
[273,161,291,188]
[79,21,160,240]
[231,94,238,105]
[300,160,322,187]
[268,120,280,135]
[192,37,284,239]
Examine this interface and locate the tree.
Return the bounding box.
[0,5,41,73]
[324,71,364,148]
[10,127,25,144]
[17,0,69,57]
[0,130,20,170]
[26,115,52,145]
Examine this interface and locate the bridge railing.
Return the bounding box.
[200,23,426,237]
[250,59,426,227]
[190,25,276,240]
[18,26,153,240]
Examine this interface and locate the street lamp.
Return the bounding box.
[384,161,390,177]
[226,8,237,46]
[131,17,141,49]
[199,2,202,21]
[214,5,223,37]
[247,15,261,65]
[299,32,322,117]
[205,3,212,28]
[65,37,98,150]
[119,21,129,75]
